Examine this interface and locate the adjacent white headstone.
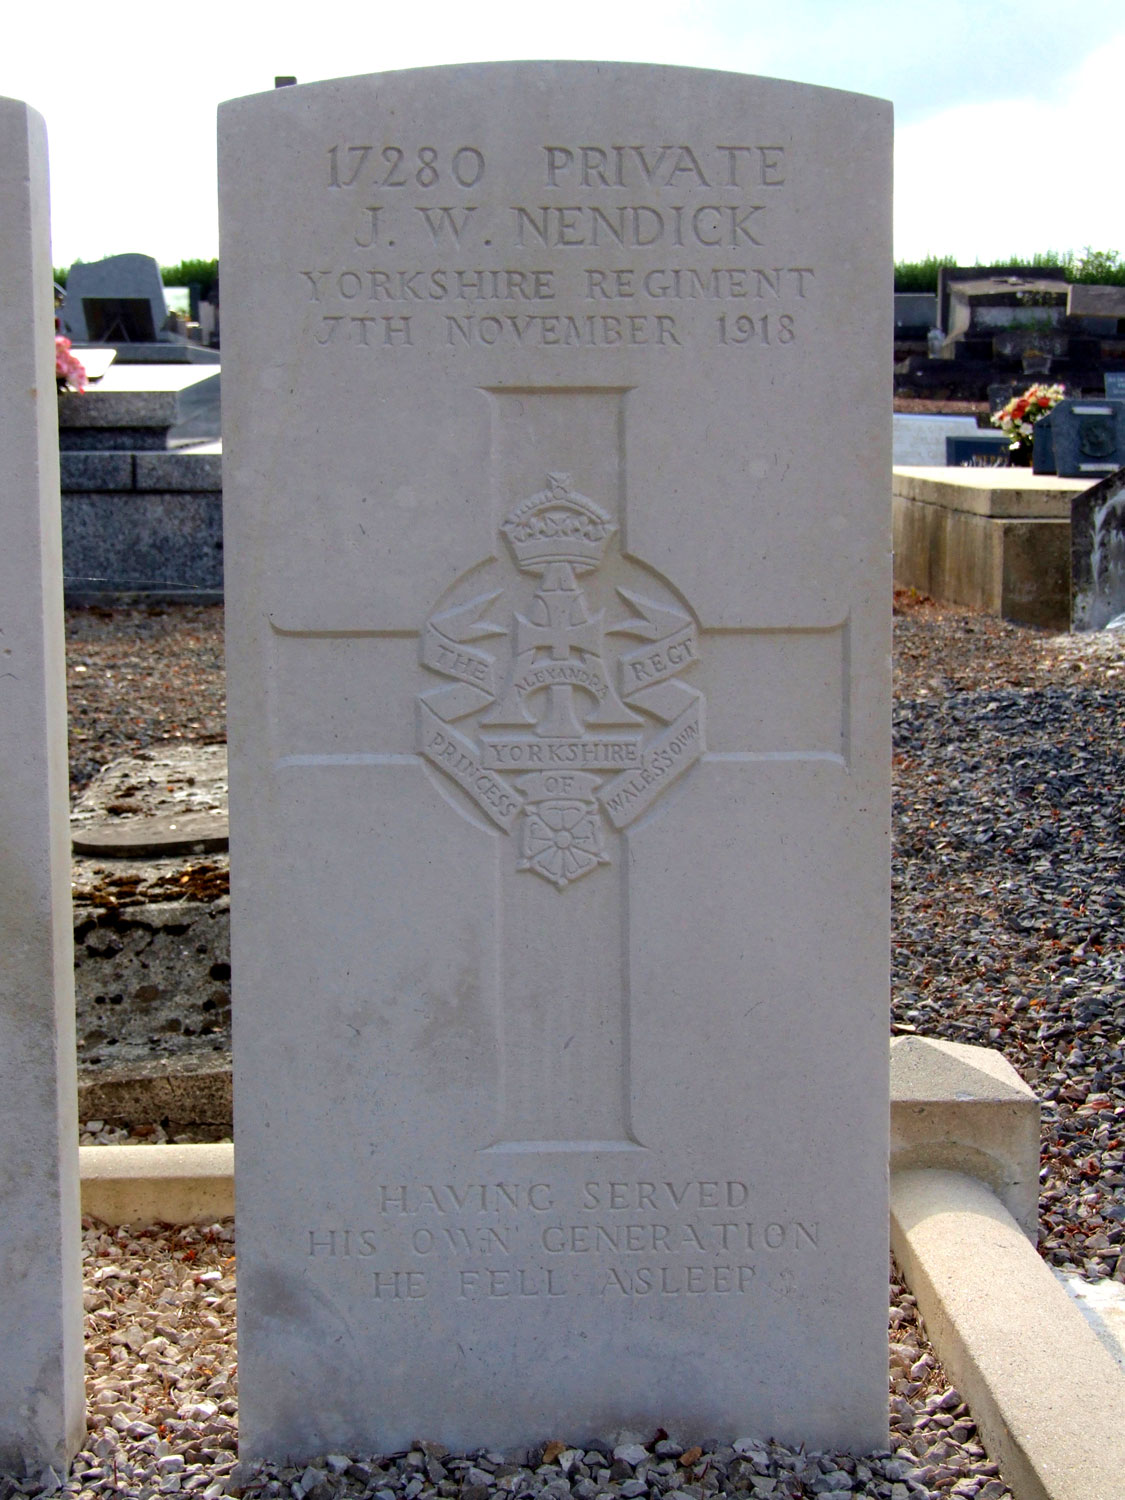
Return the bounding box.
[221,61,891,1462]
[0,96,85,1473]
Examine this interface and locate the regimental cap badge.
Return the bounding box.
[501,473,616,575]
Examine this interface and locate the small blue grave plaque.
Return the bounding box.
[1034,400,1125,478]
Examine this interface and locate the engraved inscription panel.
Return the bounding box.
[418,473,705,888]
[304,1176,821,1305]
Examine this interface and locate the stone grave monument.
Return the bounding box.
[0,96,85,1473]
[59,251,168,343]
[220,61,891,1462]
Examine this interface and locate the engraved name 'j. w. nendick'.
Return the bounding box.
[417,474,705,887]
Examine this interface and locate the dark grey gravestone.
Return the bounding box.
[946,432,1010,465]
[1032,417,1057,475]
[1038,399,1125,478]
[1071,465,1125,630]
[60,254,167,343]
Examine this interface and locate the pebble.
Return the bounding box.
[0,1228,1011,1500]
[893,607,1125,1283]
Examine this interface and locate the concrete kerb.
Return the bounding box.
[80,1141,233,1225]
[889,1035,1040,1238]
[892,1168,1125,1500]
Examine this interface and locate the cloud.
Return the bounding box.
[894,33,1125,261]
[16,1,1125,265]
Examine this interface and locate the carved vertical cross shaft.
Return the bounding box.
[267,389,848,1152]
[515,563,603,739]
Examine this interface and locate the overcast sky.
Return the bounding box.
[5,0,1124,269]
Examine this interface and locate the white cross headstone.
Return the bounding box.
[221,62,891,1463]
[0,95,85,1474]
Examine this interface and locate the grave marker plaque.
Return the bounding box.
[0,96,85,1473]
[220,62,891,1461]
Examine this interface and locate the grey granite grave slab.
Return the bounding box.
[221,61,891,1462]
[891,412,977,465]
[1040,398,1125,478]
[59,451,135,490]
[61,491,224,599]
[57,388,179,452]
[134,451,222,491]
[0,95,85,1473]
[59,252,167,342]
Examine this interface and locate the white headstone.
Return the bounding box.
[0,96,85,1473]
[220,62,891,1462]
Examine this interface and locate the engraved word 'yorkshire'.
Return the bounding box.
[418,475,704,888]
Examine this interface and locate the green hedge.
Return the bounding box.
[894,249,1124,293]
[160,258,219,296]
[55,250,1123,299]
[53,257,219,297]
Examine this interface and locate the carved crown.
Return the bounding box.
[501,474,616,573]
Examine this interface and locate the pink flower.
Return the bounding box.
[54,334,87,391]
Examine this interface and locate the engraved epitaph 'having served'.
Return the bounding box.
[220,63,891,1461]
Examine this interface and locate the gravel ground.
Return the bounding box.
[33,594,1125,1499]
[892,593,1125,1283]
[66,604,226,794]
[9,1220,1010,1500]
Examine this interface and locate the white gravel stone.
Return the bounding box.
[0,1219,1016,1500]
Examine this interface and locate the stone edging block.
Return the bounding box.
[891,1168,1125,1500]
[890,1035,1040,1239]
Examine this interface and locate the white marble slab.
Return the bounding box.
[0,95,85,1474]
[221,62,892,1462]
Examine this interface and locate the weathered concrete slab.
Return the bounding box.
[892,466,1082,628]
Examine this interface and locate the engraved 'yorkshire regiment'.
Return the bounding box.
[418,474,705,887]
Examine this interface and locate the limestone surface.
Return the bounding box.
[0,95,85,1472]
[220,62,892,1459]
